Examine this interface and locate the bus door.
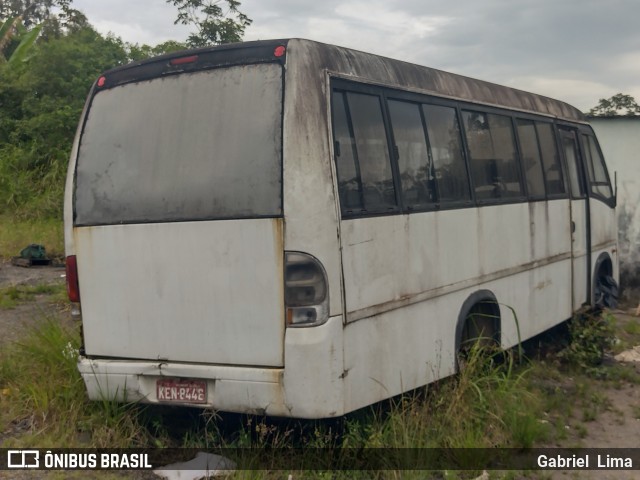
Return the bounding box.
[559,127,590,310]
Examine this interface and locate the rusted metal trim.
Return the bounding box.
[345,252,572,324]
[591,241,617,252]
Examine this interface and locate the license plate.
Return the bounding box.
[156,379,207,404]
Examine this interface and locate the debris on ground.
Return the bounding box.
[10,244,52,267]
[614,345,640,363]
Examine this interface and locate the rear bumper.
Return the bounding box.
[78,315,345,419]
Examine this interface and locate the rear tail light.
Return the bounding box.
[285,252,329,327]
[170,55,199,66]
[66,255,80,303]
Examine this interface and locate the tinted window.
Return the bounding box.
[462,111,523,200]
[536,123,565,195]
[75,64,283,225]
[423,104,471,203]
[582,134,613,200]
[332,92,363,211]
[561,132,584,198]
[346,92,397,212]
[388,100,434,208]
[516,119,545,198]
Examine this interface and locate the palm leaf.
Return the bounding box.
[8,23,41,65]
[0,17,19,59]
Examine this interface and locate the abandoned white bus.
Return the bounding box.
[65,39,618,418]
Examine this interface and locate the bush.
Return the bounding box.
[560,311,616,370]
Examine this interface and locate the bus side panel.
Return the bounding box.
[340,201,575,411]
[590,199,617,255]
[343,292,459,412]
[529,200,572,263]
[340,205,540,318]
[343,263,573,413]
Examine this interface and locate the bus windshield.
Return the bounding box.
[74,63,283,226]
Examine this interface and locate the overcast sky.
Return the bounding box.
[72,0,640,112]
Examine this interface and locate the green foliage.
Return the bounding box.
[0,215,63,258]
[6,23,41,65]
[168,0,252,47]
[0,0,75,28]
[0,283,64,309]
[0,16,19,55]
[560,311,617,371]
[0,26,129,219]
[588,93,640,117]
[125,39,188,62]
[0,316,147,447]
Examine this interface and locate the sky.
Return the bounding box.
[71,0,640,112]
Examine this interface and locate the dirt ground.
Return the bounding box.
[1,261,639,479]
[0,259,67,345]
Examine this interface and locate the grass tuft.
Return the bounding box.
[0,283,66,309]
[0,315,146,447]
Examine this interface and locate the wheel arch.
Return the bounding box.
[592,252,618,309]
[455,289,501,353]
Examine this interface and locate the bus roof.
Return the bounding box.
[100,38,586,123]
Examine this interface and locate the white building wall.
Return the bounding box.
[590,117,640,285]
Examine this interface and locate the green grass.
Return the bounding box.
[0,214,64,259]
[1,308,637,477]
[0,315,147,448]
[0,283,67,309]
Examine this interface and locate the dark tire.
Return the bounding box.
[594,274,619,309]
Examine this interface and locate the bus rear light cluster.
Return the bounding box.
[284,252,328,327]
[66,255,81,303]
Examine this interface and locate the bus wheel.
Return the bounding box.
[594,274,618,309]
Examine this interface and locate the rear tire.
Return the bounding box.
[594,274,618,309]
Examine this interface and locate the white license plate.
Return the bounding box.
[156,379,207,404]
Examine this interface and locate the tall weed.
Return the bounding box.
[0,315,145,447]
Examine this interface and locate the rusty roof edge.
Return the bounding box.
[289,38,587,123]
[98,37,586,123]
[327,71,575,122]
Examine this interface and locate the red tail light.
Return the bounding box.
[170,55,198,66]
[66,255,80,303]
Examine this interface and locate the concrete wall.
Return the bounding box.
[590,117,640,286]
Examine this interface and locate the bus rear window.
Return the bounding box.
[74,63,283,225]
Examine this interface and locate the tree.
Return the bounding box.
[0,26,129,217]
[1,0,87,63]
[126,39,188,62]
[167,0,252,47]
[588,93,640,117]
[0,17,42,65]
[0,0,79,28]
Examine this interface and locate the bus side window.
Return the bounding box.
[581,134,614,201]
[387,99,435,209]
[462,110,524,201]
[536,122,566,196]
[561,132,585,199]
[516,119,546,199]
[422,104,471,203]
[332,91,364,213]
[343,92,398,213]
